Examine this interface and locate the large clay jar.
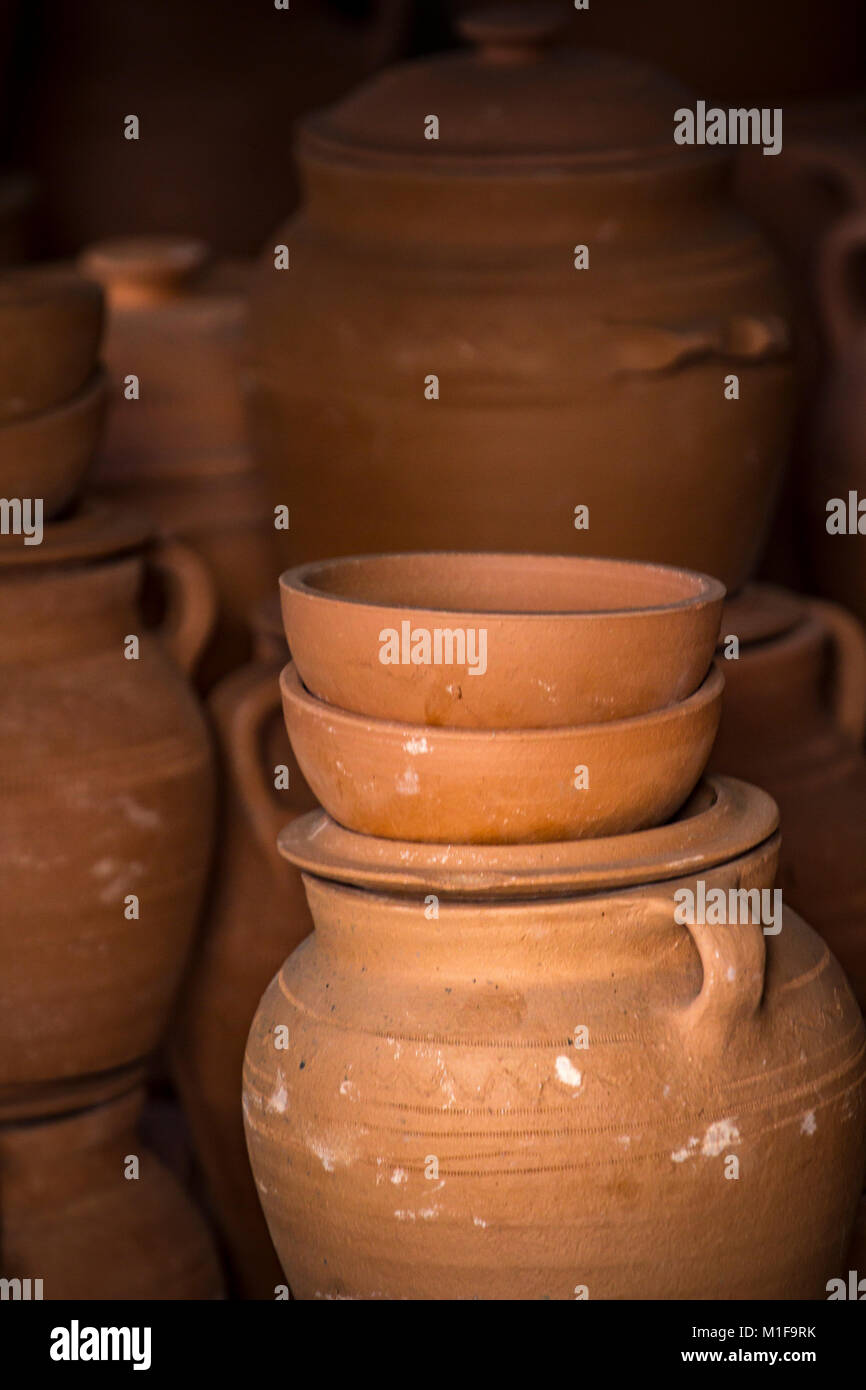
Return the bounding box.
[0,1088,224,1299]
[79,237,280,687]
[248,9,794,591]
[171,600,315,1299]
[244,778,866,1299]
[0,503,216,1121]
[711,586,866,1009]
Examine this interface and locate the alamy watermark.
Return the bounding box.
[674,102,782,157]
[0,497,42,545]
[674,881,782,935]
[379,622,487,676]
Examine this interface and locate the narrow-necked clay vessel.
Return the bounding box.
[0,266,104,421]
[79,236,280,685]
[281,554,724,729]
[280,661,723,843]
[0,369,108,519]
[248,9,793,591]
[0,502,216,1120]
[171,600,315,1299]
[244,776,866,1299]
[0,1088,224,1299]
[711,585,866,1009]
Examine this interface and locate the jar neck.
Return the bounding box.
[0,555,144,664]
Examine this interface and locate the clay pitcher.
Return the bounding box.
[171,600,315,1298]
[0,1088,224,1299]
[0,503,216,1121]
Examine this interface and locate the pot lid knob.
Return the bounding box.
[79,235,210,306]
[457,4,570,64]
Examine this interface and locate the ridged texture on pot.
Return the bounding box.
[0,544,215,1119]
[244,840,866,1299]
[0,1089,224,1299]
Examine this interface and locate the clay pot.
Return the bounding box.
[244,776,866,1299]
[0,502,216,1120]
[0,1088,224,1299]
[0,266,104,422]
[281,554,724,729]
[797,212,866,624]
[0,370,108,520]
[171,600,315,1299]
[711,586,866,1009]
[79,237,280,685]
[281,661,723,843]
[248,10,793,592]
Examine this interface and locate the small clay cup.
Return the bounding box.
[280,553,725,729]
[0,266,104,422]
[279,661,724,844]
[0,369,108,518]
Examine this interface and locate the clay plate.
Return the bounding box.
[280,660,724,844]
[0,369,109,520]
[280,553,725,729]
[278,774,779,897]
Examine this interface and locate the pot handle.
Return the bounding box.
[148,539,217,678]
[816,209,866,358]
[807,596,866,745]
[615,314,789,372]
[649,893,766,1051]
[220,667,295,876]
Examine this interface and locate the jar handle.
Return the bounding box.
[816,209,866,358]
[148,539,217,678]
[217,667,295,876]
[649,893,767,1050]
[807,597,866,745]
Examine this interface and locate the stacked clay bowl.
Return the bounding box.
[278,553,725,843]
[0,266,106,517]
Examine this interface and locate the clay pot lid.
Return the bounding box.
[720,584,805,647]
[279,775,778,898]
[0,499,151,570]
[79,235,211,306]
[301,3,700,173]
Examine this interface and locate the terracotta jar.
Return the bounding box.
[171,600,315,1299]
[79,237,280,686]
[711,586,866,1008]
[244,777,866,1299]
[0,1088,224,1299]
[0,503,216,1121]
[248,10,793,591]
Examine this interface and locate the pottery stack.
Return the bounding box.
[78,235,280,689]
[0,263,223,1299]
[243,553,866,1300]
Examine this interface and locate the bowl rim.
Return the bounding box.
[280,552,726,623]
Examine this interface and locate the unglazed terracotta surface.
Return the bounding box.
[280,661,723,843]
[171,601,315,1298]
[0,369,108,520]
[711,586,866,1010]
[0,265,104,421]
[248,16,793,590]
[0,1088,224,1299]
[0,503,216,1119]
[243,779,866,1299]
[280,554,724,729]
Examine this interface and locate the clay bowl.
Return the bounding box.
[279,661,724,844]
[280,553,725,729]
[0,369,108,518]
[0,267,104,422]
